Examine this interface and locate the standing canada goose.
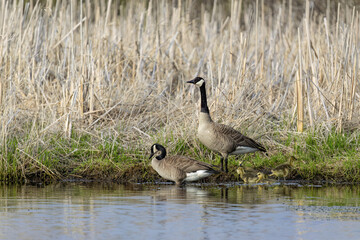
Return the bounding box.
[270,156,296,180]
[149,143,219,185]
[187,77,267,172]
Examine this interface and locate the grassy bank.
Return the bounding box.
[0,0,359,183]
[1,129,359,183]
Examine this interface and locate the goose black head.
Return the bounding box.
[149,143,167,160]
[187,77,205,87]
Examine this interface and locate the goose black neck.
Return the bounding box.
[199,84,209,114]
[156,147,166,160]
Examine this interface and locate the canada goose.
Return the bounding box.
[149,143,219,185]
[236,166,266,184]
[187,77,267,172]
[269,156,296,180]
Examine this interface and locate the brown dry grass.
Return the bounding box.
[0,0,359,182]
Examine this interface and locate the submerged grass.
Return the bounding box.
[0,0,360,183]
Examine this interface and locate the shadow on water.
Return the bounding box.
[1,182,360,239]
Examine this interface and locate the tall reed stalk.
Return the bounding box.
[0,0,359,176]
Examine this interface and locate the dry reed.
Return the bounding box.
[0,0,359,178]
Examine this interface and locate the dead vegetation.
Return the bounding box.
[0,0,359,183]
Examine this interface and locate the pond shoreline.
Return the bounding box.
[4,163,359,185]
[0,1,360,187]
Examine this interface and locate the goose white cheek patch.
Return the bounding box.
[196,79,205,87]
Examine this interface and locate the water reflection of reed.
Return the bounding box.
[2,183,360,240]
[1,183,360,212]
[145,184,298,206]
[288,185,360,207]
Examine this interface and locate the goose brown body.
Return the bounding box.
[187,77,267,172]
[149,144,219,185]
[199,113,266,156]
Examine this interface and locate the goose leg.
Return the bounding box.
[224,157,228,173]
[220,157,224,171]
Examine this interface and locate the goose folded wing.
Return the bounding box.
[168,156,218,173]
[216,123,266,152]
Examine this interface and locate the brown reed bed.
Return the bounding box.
[0,0,359,183]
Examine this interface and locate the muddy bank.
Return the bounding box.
[12,163,348,185]
[71,164,241,184]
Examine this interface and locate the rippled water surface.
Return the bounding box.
[1,182,360,240]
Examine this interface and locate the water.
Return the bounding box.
[1,182,360,240]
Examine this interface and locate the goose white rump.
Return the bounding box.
[230,146,262,155]
[185,170,215,182]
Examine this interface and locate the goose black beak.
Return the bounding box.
[187,79,196,84]
[148,152,155,159]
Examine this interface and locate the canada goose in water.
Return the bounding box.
[236,165,267,184]
[149,143,219,185]
[269,156,296,180]
[187,77,267,172]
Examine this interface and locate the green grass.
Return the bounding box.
[229,129,360,183]
[0,127,359,183]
